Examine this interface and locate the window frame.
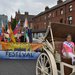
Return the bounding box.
[68,16,72,24]
[69,5,73,12]
[60,8,64,15]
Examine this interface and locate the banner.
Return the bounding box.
[0,51,40,59]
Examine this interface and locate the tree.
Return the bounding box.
[11,19,18,30]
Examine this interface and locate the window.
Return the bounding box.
[44,16,46,20]
[44,22,46,25]
[53,12,55,17]
[69,5,72,12]
[60,18,63,23]
[32,33,34,38]
[43,33,45,36]
[60,9,63,15]
[48,13,51,18]
[68,16,72,24]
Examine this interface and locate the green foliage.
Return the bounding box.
[11,19,18,30]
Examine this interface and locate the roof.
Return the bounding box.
[44,22,75,41]
[18,14,34,22]
[33,0,73,18]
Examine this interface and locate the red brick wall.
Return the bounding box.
[32,1,75,32]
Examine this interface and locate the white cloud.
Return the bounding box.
[0,0,57,20]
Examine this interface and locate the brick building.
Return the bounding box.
[32,0,75,39]
[11,10,34,31]
[0,14,8,28]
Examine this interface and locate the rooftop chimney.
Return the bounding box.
[25,12,29,15]
[18,10,20,14]
[45,6,49,11]
[57,0,63,4]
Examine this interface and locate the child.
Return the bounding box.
[62,34,75,64]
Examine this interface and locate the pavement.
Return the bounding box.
[0,60,36,75]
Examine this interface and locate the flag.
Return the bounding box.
[25,29,29,42]
[13,20,20,35]
[23,18,29,43]
[4,33,9,38]
[24,18,29,28]
[7,28,10,34]
[8,24,16,43]
[1,21,5,34]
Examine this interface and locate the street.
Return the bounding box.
[0,59,36,75]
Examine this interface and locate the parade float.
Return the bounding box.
[0,18,42,60]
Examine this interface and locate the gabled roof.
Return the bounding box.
[17,14,35,22]
[33,0,73,18]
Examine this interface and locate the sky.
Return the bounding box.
[0,0,65,20]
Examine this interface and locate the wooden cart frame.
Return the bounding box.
[36,22,75,75]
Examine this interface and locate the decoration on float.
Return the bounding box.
[0,51,41,59]
[0,18,43,59]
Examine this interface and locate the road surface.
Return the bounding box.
[0,60,36,75]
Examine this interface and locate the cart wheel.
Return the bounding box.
[36,53,53,75]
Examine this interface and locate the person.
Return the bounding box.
[19,35,23,42]
[62,34,75,64]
